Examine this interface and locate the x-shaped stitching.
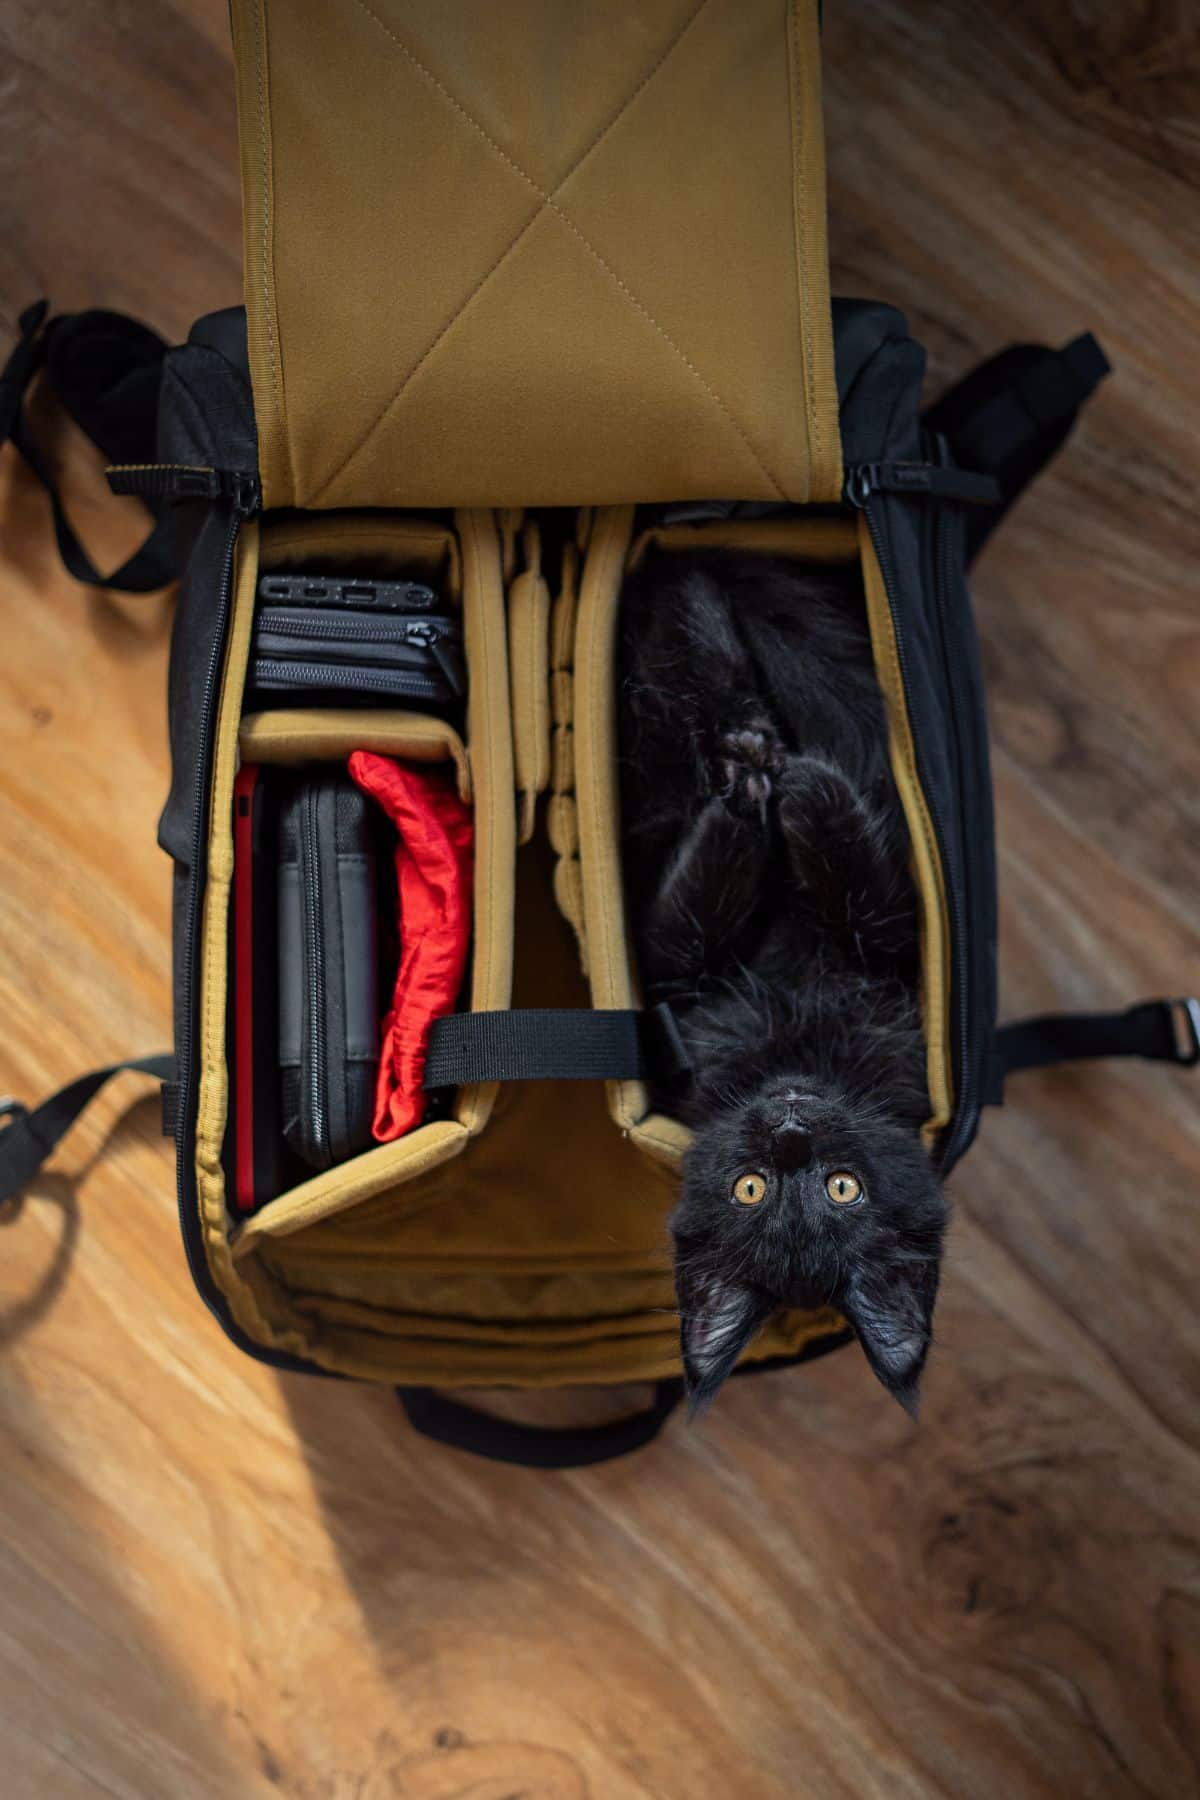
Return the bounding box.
[305,0,787,502]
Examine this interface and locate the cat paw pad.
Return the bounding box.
[716,723,781,813]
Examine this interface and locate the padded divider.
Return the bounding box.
[572,506,645,1130]
[547,536,587,971]
[240,709,471,804]
[628,515,861,568]
[257,511,462,599]
[454,507,516,1132]
[507,518,552,844]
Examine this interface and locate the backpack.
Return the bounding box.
[2,0,1195,1468]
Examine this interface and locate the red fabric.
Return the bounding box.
[347,752,474,1142]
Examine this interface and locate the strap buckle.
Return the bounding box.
[1169,998,1200,1067]
[0,1097,29,1133]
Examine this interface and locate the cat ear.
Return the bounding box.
[676,1265,774,1413]
[840,1258,940,1418]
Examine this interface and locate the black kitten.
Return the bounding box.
[618,551,947,1416]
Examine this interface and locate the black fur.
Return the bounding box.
[618,551,947,1415]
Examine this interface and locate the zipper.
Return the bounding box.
[174,473,261,1294]
[256,609,459,647]
[107,462,259,503]
[844,462,975,1167]
[301,785,329,1163]
[171,472,333,1375]
[252,660,447,699]
[926,445,983,1166]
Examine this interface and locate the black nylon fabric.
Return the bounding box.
[0,303,178,591]
[838,317,999,1169]
[155,322,258,863]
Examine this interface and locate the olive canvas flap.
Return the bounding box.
[230,0,841,510]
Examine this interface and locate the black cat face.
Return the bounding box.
[672,1075,947,1416]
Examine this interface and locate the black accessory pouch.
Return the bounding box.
[250,571,466,709]
[278,771,382,1170]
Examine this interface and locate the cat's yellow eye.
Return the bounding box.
[826,1171,863,1205]
[732,1172,768,1206]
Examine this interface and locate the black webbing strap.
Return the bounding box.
[398,1379,685,1468]
[0,300,177,592]
[986,998,1200,1106]
[923,331,1111,563]
[0,1054,175,1204]
[422,1004,690,1089]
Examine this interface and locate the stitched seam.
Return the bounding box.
[549,207,785,498]
[309,0,783,503]
[236,1127,467,1246]
[634,1125,689,1158]
[352,0,709,207]
[460,509,509,1136]
[552,0,714,190]
[534,578,550,790]
[789,0,821,480]
[307,202,543,504]
[254,0,287,493]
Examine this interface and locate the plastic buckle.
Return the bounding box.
[0,1096,29,1134]
[1169,998,1200,1067]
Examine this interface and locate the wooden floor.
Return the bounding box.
[1,3,1198,1795]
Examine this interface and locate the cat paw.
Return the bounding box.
[715,722,782,816]
[776,754,866,848]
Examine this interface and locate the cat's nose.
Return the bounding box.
[771,1121,814,1172]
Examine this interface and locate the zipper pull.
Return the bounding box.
[405,620,440,647]
[845,461,1001,509]
[843,464,881,508]
[229,471,261,516]
[106,463,261,512]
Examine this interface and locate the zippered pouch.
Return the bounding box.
[250,574,466,710]
[278,770,383,1170]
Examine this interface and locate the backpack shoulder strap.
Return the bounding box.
[0,1054,175,1204]
[924,331,1111,564]
[986,997,1200,1106]
[0,299,177,592]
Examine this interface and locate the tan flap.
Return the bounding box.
[231,0,841,510]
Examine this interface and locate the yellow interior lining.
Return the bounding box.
[187,503,943,1386]
[857,517,954,1140]
[569,507,953,1161]
[507,518,552,844]
[240,708,471,804]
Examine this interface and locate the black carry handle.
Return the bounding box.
[0,299,177,592]
[0,1054,176,1204]
[398,1380,685,1468]
[987,998,1200,1105]
[924,331,1111,564]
